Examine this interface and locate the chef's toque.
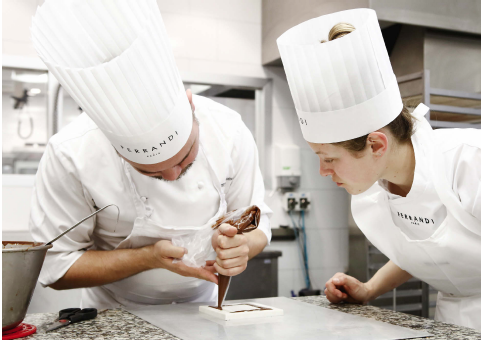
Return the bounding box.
[31,0,192,164]
[277,8,403,144]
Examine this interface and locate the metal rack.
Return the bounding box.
[397,70,481,129]
[366,242,436,318]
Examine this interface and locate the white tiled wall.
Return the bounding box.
[2,180,35,233]
[2,0,45,58]
[2,0,265,78]
[157,0,265,78]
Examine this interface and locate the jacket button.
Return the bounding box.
[198,181,204,189]
[141,196,147,202]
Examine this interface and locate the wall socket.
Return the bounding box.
[283,192,298,211]
[297,192,311,211]
[283,192,311,211]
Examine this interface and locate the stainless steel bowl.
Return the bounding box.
[2,241,52,330]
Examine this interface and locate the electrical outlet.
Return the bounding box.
[283,192,298,211]
[297,192,311,211]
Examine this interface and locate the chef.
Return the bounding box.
[29,0,272,309]
[277,9,481,329]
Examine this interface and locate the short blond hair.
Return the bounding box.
[321,23,415,153]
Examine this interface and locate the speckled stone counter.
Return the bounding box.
[296,296,481,340]
[20,296,481,340]
[23,309,179,340]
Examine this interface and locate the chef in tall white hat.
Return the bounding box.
[29,0,272,309]
[278,8,481,330]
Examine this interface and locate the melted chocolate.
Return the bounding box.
[217,275,231,310]
[209,304,273,313]
[213,206,261,310]
[2,241,45,250]
[212,206,260,232]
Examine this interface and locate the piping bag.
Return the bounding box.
[212,205,261,310]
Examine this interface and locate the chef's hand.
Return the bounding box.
[211,224,250,277]
[324,272,371,304]
[150,240,218,284]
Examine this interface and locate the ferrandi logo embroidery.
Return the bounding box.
[397,212,435,226]
[120,131,179,158]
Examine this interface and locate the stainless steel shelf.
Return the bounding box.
[378,289,423,299]
[397,70,481,129]
[382,303,424,313]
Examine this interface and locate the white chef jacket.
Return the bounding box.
[380,127,481,241]
[380,129,448,240]
[419,128,481,223]
[29,95,272,287]
[352,105,481,329]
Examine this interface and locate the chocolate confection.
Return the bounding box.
[212,205,261,310]
[209,303,272,312]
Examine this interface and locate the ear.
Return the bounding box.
[186,89,195,112]
[366,131,388,157]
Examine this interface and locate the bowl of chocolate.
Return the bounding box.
[2,241,52,330]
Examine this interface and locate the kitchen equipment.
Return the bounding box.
[45,204,119,246]
[45,308,97,332]
[2,323,37,340]
[2,242,53,331]
[128,297,432,340]
[225,250,282,300]
[212,205,260,309]
[2,204,119,330]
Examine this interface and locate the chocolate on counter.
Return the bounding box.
[212,205,261,310]
[209,304,273,313]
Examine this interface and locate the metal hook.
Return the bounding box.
[45,204,120,246]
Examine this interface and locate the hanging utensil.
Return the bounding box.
[3,204,119,331]
[211,206,261,310]
[46,204,120,246]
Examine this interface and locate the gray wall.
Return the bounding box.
[262,0,481,65]
[371,0,481,35]
[425,30,481,93]
[262,0,369,65]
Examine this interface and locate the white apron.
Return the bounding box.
[81,118,233,309]
[352,104,481,330]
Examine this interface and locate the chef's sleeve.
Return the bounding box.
[29,142,95,287]
[226,121,273,244]
[455,144,481,223]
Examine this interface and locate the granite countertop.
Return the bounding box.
[21,296,481,340]
[296,296,481,340]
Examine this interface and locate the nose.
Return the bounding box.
[160,165,182,181]
[319,163,333,177]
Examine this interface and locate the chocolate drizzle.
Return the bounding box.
[213,206,261,310]
[217,275,231,311]
[209,304,273,313]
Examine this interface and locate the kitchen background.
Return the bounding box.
[2,0,481,318]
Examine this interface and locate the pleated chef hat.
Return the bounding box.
[277,9,403,144]
[31,0,192,164]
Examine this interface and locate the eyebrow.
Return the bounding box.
[315,151,327,155]
[140,140,196,175]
